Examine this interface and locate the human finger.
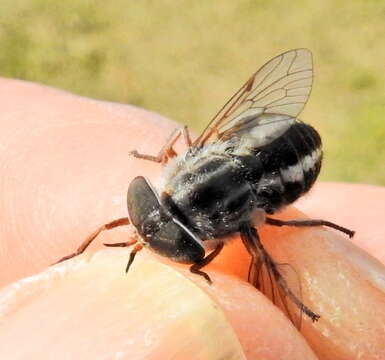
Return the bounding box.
[0,79,316,359]
[1,79,384,359]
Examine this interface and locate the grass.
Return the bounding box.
[0,0,384,184]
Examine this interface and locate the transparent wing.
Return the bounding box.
[249,258,304,330]
[240,225,319,330]
[194,49,313,147]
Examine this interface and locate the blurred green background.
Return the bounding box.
[0,0,384,184]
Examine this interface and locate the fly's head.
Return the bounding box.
[127,176,205,264]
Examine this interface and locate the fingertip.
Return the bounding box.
[259,206,385,359]
[0,82,177,287]
[296,182,385,263]
[0,250,317,360]
[0,251,244,359]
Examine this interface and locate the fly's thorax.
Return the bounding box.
[161,142,238,192]
[161,147,258,239]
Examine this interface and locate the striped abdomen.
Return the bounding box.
[236,120,322,214]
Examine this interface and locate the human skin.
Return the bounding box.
[0,78,384,359]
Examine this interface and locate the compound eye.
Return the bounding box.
[127,176,161,228]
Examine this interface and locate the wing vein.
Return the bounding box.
[193,49,313,147]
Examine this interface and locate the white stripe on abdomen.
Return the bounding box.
[280,147,321,183]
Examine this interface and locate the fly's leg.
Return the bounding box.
[104,239,137,247]
[265,217,355,238]
[125,244,144,273]
[54,217,130,264]
[182,125,192,147]
[103,239,142,273]
[130,126,192,165]
[190,242,224,284]
[241,225,320,322]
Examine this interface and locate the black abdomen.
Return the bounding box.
[238,121,322,214]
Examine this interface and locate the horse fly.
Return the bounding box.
[56,49,354,328]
